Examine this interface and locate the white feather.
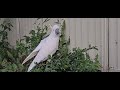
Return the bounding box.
[22,38,47,65]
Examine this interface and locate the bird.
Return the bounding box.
[22,24,61,72]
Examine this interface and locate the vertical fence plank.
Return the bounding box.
[117,19,120,69]
[88,18,96,60]
[109,18,118,71]
[75,18,82,48]
[81,18,88,49]
[69,18,76,50]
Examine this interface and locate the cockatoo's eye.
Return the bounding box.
[55,28,59,35]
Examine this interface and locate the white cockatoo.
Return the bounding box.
[22,24,60,72]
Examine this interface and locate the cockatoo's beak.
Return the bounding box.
[55,29,60,35]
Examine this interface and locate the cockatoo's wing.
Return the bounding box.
[22,38,47,65]
[27,37,59,72]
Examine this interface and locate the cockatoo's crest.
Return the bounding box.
[49,24,60,31]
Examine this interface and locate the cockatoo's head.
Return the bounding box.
[49,24,61,37]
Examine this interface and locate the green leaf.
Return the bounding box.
[42,18,50,24]
[29,30,35,35]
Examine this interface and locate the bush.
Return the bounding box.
[0,19,13,61]
[0,18,102,72]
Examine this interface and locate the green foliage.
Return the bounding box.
[0,19,13,61]
[0,18,102,72]
[36,47,101,72]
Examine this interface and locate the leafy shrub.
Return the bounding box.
[0,19,13,61]
[0,18,102,72]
